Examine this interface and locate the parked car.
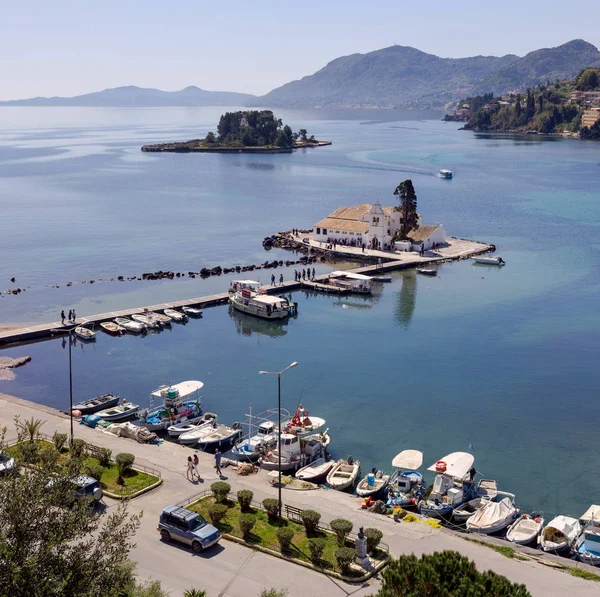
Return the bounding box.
[0,450,16,475]
[158,505,221,553]
[46,475,103,506]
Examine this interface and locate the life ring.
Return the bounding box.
[435,460,447,473]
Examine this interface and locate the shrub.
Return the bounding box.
[96,447,112,467]
[207,503,228,525]
[308,538,326,565]
[183,590,207,597]
[115,452,135,485]
[330,518,353,546]
[52,431,68,452]
[335,547,356,574]
[211,481,231,503]
[260,590,288,597]
[71,438,87,458]
[237,489,253,513]
[19,441,38,464]
[238,513,256,539]
[365,528,383,553]
[276,527,294,552]
[300,509,321,534]
[85,463,105,482]
[262,498,280,520]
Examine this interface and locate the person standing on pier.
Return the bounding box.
[271,274,275,286]
[68,309,72,322]
[214,449,222,476]
[61,310,65,325]
[72,309,76,322]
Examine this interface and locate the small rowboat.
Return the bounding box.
[167,412,217,437]
[417,268,437,276]
[506,513,544,545]
[356,469,390,498]
[74,326,96,341]
[153,312,172,326]
[96,402,140,421]
[472,256,505,266]
[100,322,125,336]
[182,306,203,317]
[295,457,334,483]
[326,457,360,491]
[131,313,161,329]
[115,317,146,333]
[72,393,119,414]
[164,308,186,322]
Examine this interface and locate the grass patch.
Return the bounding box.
[463,537,528,561]
[566,567,600,582]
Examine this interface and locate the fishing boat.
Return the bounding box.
[453,498,489,523]
[96,401,140,422]
[164,308,186,322]
[295,457,334,483]
[231,419,278,462]
[439,169,453,179]
[131,313,162,329]
[506,513,545,545]
[153,312,172,326]
[72,393,119,415]
[230,286,296,320]
[356,468,390,499]
[182,306,203,317]
[419,452,476,519]
[387,450,425,508]
[466,496,519,534]
[178,417,222,446]
[196,422,243,452]
[417,268,437,276]
[74,325,95,341]
[281,405,325,437]
[540,516,582,554]
[326,457,361,491]
[114,317,146,333]
[472,256,505,266]
[260,432,325,472]
[167,412,217,437]
[328,271,372,295]
[139,380,204,432]
[574,505,600,566]
[100,321,125,336]
[228,279,262,297]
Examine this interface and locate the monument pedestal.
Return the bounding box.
[354,527,372,570]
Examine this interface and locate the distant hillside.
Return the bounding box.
[252,46,519,110]
[0,86,256,107]
[473,40,600,95]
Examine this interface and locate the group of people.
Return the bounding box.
[270,273,284,286]
[186,448,223,482]
[60,309,77,324]
[294,268,315,281]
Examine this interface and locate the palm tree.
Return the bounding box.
[16,417,44,443]
[183,590,207,597]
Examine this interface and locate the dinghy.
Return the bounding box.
[179,417,221,446]
[453,498,489,523]
[417,268,437,276]
[574,505,600,566]
[164,308,186,322]
[326,457,361,491]
[540,516,582,553]
[96,401,140,422]
[131,313,162,329]
[295,457,334,483]
[74,325,95,341]
[73,393,119,415]
[182,306,203,317]
[153,312,172,326]
[115,317,146,333]
[100,321,125,336]
[356,468,390,498]
[506,513,545,545]
[466,496,519,534]
[472,256,505,266]
[371,275,392,283]
[387,449,425,508]
[167,412,216,437]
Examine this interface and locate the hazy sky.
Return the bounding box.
[2,0,599,100]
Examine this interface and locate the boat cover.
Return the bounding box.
[544,516,582,542]
[467,497,515,530]
[427,452,474,479]
[392,450,423,470]
[151,380,204,398]
[580,505,600,522]
[232,280,260,285]
[329,271,373,281]
[103,422,158,443]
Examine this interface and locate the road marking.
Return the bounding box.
[217,550,256,597]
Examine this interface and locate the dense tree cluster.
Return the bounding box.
[393,180,418,240]
[580,119,600,139]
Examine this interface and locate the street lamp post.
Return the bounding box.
[259,361,298,517]
[51,323,77,447]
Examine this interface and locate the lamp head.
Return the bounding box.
[258,371,268,375]
[289,361,298,368]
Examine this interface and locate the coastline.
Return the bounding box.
[141,140,332,153]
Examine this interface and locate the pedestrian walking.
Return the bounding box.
[186,456,194,481]
[312,267,315,279]
[72,309,76,322]
[279,273,283,285]
[214,449,222,476]
[193,452,202,481]
[271,274,275,285]
[61,310,65,324]
[302,269,306,280]
[68,309,72,322]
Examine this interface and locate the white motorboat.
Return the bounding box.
[506,513,545,545]
[356,469,390,498]
[282,405,325,437]
[295,457,334,483]
[387,449,425,508]
[197,422,243,452]
[167,412,216,437]
[140,380,204,431]
[260,432,325,472]
[439,169,453,179]
[131,313,162,329]
[326,457,361,491]
[179,417,221,446]
[472,256,505,266]
[164,308,186,322]
[182,306,203,317]
[232,420,278,462]
[96,401,140,421]
[466,496,519,534]
[574,505,600,566]
[328,271,372,295]
[100,321,125,336]
[230,289,296,320]
[115,317,146,333]
[540,516,582,553]
[417,268,437,276]
[74,325,96,341]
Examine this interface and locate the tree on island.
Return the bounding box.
[298,128,308,141]
[393,179,419,239]
[205,131,216,144]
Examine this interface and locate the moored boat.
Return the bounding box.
[465,496,519,534]
[231,419,278,462]
[96,401,140,421]
[574,505,600,566]
[131,313,162,329]
[453,498,488,523]
[472,256,505,266]
[178,417,221,446]
[167,412,216,438]
[540,516,582,553]
[153,312,172,326]
[260,432,325,472]
[72,393,119,415]
[387,450,425,508]
[115,317,146,333]
[230,287,296,320]
[417,268,437,276]
[100,321,125,336]
[506,513,545,545]
[74,325,96,341]
[371,275,392,283]
[326,457,361,491]
[295,457,334,483]
[196,422,243,452]
[182,306,203,317]
[164,308,186,322]
[328,271,372,295]
[356,468,390,498]
[281,405,325,437]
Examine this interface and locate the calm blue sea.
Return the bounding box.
[1,107,599,518]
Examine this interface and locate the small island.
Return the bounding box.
[141,110,332,153]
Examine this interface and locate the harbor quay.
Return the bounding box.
[1,392,598,597]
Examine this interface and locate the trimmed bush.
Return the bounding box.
[365,527,383,553]
[211,481,231,503]
[97,447,112,467]
[300,509,321,534]
[330,518,353,546]
[238,513,256,539]
[237,489,253,513]
[71,438,87,458]
[308,537,326,565]
[260,590,288,597]
[262,498,280,520]
[276,527,294,552]
[52,431,68,452]
[115,452,135,485]
[207,503,228,525]
[85,463,105,482]
[335,546,355,574]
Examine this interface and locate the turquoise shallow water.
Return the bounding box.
[0,107,599,518]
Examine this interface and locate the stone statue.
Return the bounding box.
[355,526,369,568]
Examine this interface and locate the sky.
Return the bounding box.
[1,0,599,100]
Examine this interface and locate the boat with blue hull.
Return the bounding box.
[387,449,425,508]
[196,422,242,452]
[574,505,600,566]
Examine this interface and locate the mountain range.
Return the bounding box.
[2,39,599,110]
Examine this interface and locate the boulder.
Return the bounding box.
[210,266,222,276]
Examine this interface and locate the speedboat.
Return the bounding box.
[295,457,334,483]
[231,420,278,462]
[356,468,390,499]
[115,317,146,333]
[100,321,125,336]
[282,405,325,437]
[506,513,545,545]
[167,412,216,437]
[182,306,203,317]
[472,256,505,266]
[466,496,519,534]
[72,393,120,415]
[260,432,325,472]
[439,169,453,179]
[96,401,140,422]
[74,325,95,341]
[326,457,361,491]
[574,505,600,566]
[178,417,221,446]
[131,313,162,329]
[196,422,243,452]
[164,308,186,322]
[387,450,425,508]
[540,516,582,554]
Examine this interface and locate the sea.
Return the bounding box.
[0,106,599,519]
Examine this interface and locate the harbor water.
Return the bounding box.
[0,106,599,519]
